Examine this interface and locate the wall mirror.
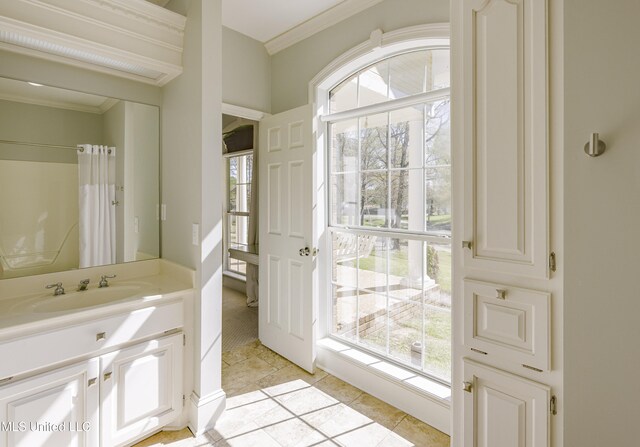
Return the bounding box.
[0,77,160,280]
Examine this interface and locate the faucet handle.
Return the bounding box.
[99,275,116,288]
[46,282,65,295]
[78,279,90,291]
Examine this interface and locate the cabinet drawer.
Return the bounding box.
[464,279,550,371]
[0,300,183,380]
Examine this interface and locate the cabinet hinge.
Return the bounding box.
[183,334,186,346]
[550,395,557,415]
[549,252,557,273]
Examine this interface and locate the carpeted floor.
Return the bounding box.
[221,286,258,352]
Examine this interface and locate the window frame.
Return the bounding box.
[223,149,253,278]
[312,28,452,385]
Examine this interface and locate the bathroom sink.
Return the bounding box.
[34,286,141,313]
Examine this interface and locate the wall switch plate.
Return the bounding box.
[192,223,199,246]
[134,216,139,234]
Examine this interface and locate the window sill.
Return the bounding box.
[223,271,246,282]
[317,338,451,435]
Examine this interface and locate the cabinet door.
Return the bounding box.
[462,0,548,278]
[0,359,99,447]
[100,334,183,447]
[463,359,549,447]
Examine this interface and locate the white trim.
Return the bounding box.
[317,339,451,435]
[0,0,185,86]
[0,91,105,114]
[321,87,451,122]
[187,389,226,436]
[309,23,450,105]
[221,103,266,122]
[264,0,385,55]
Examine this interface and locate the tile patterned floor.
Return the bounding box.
[135,341,450,447]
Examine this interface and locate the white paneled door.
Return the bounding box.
[259,105,316,373]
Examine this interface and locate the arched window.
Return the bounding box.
[317,33,451,383]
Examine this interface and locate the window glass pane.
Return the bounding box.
[245,155,253,181]
[427,49,450,91]
[330,75,358,113]
[389,169,423,231]
[425,167,451,234]
[390,107,423,169]
[331,231,358,287]
[331,119,358,172]
[360,113,388,171]
[389,51,427,99]
[358,61,389,107]
[425,100,450,167]
[358,237,387,293]
[331,172,359,226]
[423,240,451,381]
[332,285,358,341]
[357,288,388,354]
[361,172,388,228]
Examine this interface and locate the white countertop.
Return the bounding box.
[0,260,194,341]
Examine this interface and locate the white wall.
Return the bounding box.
[564,1,640,445]
[163,0,224,434]
[222,26,271,113]
[270,0,449,113]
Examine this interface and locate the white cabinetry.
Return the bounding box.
[461,0,549,279]
[0,298,186,447]
[101,334,183,447]
[454,0,555,445]
[0,359,99,447]
[463,359,550,447]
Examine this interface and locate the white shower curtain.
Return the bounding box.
[78,144,116,268]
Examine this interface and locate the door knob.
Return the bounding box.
[299,247,310,257]
[462,240,472,249]
[463,381,473,393]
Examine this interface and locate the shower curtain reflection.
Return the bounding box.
[77,144,116,268]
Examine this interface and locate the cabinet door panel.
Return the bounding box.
[463,359,549,447]
[101,334,182,447]
[464,279,550,371]
[0,359,99,447]
[462,0,548,278]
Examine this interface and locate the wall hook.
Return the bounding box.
[584,132,606,157]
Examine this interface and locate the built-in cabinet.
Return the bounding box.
[0,299,186,447]
[455,0,554,445]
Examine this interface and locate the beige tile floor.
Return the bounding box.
[135,341,450,447]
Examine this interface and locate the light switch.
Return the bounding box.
[192,223,199,246]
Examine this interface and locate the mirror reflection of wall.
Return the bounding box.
[0,78,160,279]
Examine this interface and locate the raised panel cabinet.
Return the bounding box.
[463,359,550,447]
[464,279,550,371]
[100,334,183,447]
[0,359,99,447]
[462,0,549,278]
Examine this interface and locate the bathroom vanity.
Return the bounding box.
[0,259,194,447]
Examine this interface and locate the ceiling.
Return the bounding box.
[145,0,373,47]
[222,0,344,43]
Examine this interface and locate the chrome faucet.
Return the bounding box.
[77,279,90,291]
[99,275,116,288]
[45,282,65,296]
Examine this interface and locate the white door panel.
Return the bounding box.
[259,104,316,373]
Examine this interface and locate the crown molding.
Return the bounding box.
[264,0,385,55]
[0,0,185,86]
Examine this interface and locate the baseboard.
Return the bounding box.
[187,389,226,436]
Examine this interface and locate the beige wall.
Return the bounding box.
[564,0,640,445]
[222,26,271,113]
[270,0,449,113]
